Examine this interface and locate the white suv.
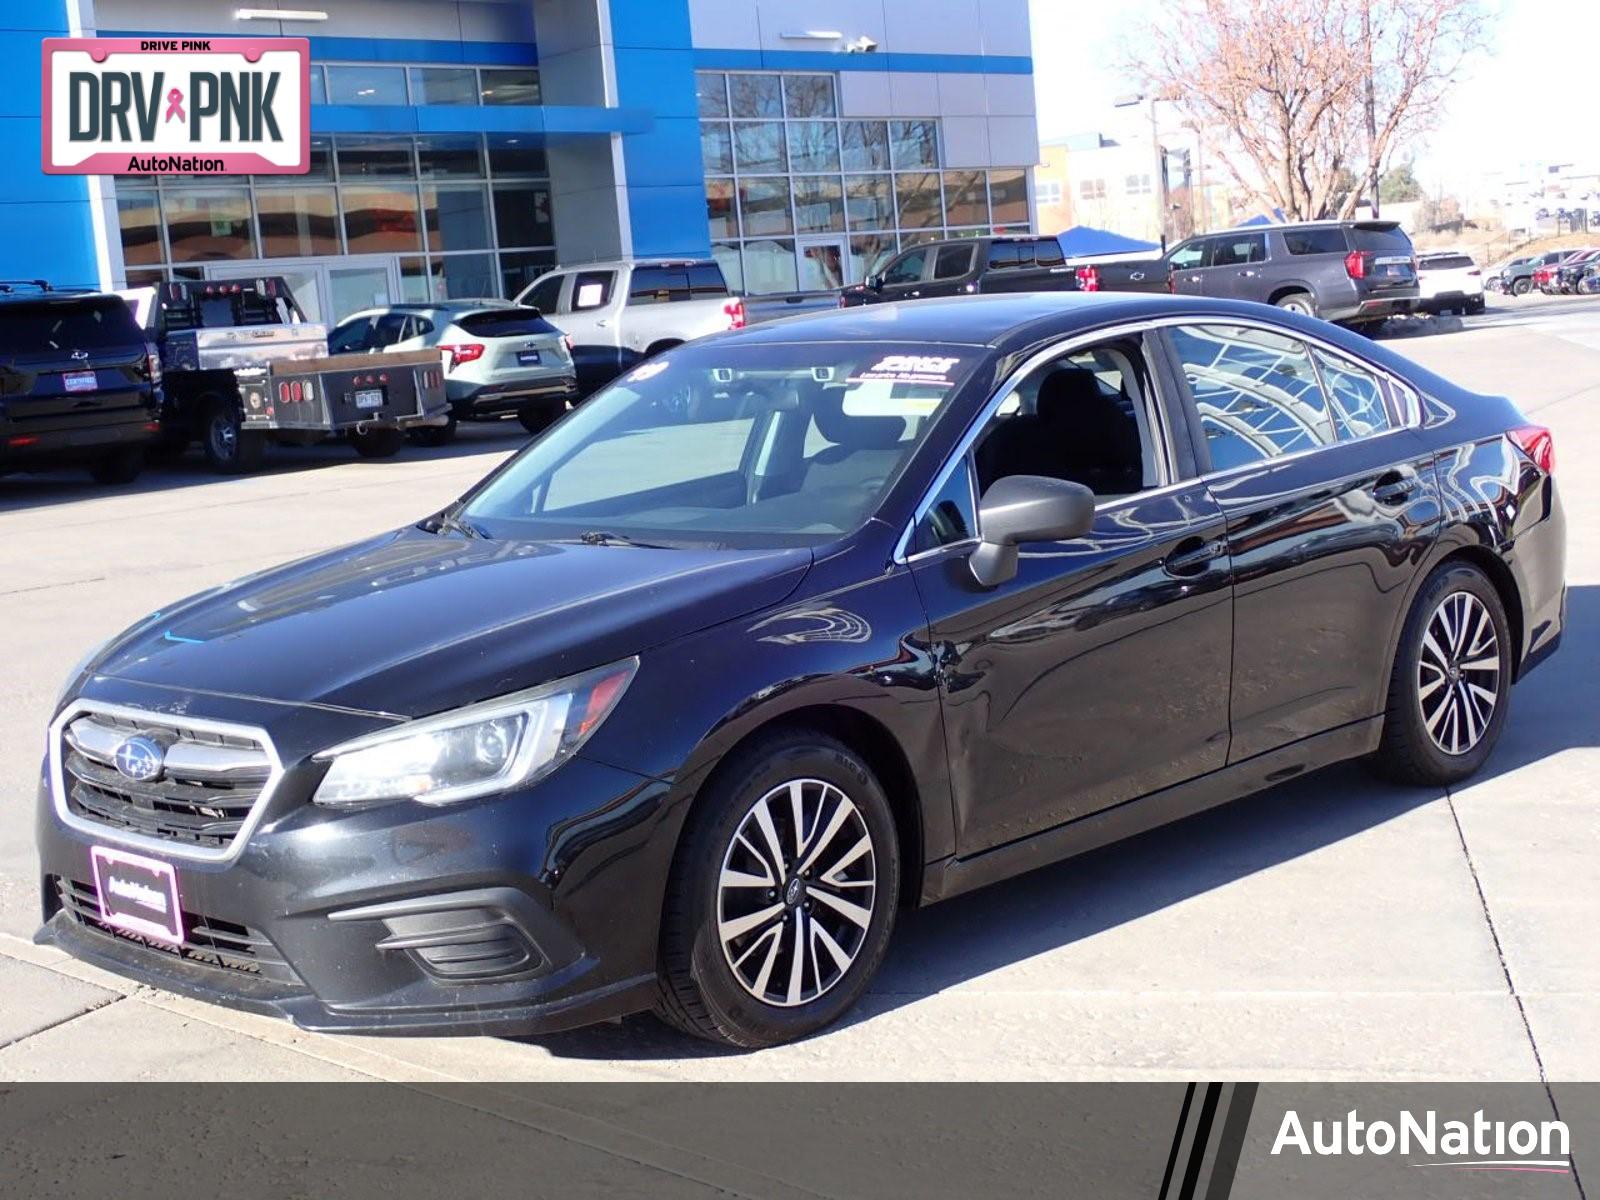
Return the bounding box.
[329,300,577,443]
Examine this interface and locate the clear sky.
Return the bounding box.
[1028,0,1600,194]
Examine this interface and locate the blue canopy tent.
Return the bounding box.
[1054,226,1161,256]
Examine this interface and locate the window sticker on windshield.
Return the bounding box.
[848,354,964,387]
[627,361,670,383]
[575,282,606,308]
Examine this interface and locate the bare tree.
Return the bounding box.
[1129,0,1488,223]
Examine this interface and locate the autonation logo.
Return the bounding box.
[1272,1109,1572,1174]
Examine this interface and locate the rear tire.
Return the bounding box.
[1511,278,1532,296]
[351,426,405,458]
[88,446,144,485]
[517,402,563,435]
[1371,563,1513,786]
[655,729,900,1048]
[202,397,265,474]
[1273,292,1317,317]
[408,414,457,447]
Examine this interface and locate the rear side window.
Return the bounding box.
[1311,348,1395,440]
[1282,228,1349,256]
[0,298,144,353]
[1349,225,1414,257]
[687,263,729,296]
[570,271,615,311]
[628,266,693,305]
[1210,234,1266,266]
[934,244,975,279]
[986,242,1032,270]
[455,309,551,337]
[1422,254,1474,270]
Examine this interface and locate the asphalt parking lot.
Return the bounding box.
[1,294,1595,1082]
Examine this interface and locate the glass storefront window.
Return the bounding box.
[711,242,743,293]
[492,184,553,248]
[126,268,165,288]
[733,122,787,174]
[787,121,839,173]
[741,239,798,293]
[697,72,728,119]
[499,250,555,299]
[308,66,326,106]
[783,75,835,118]
[326,65,407,105]
[417,135,484,178]
[729,74,782,119]
[303,137,334,181]
[738,177,793,237]
[890,121,940,170]
[706,179,738,240]
[409,67,478,105]
[256,187,340,257]
[163,188,254,261]
[895,172,942,228]
[701,123,733,174]
[844,175,894,230]
[486,135,547,178]
[840,121,890,172]
[423,184,491,252]
[116,191,162,265]
[427,253,499,299]
[942,170,988,227]
[399,256,431,302]
[793,176,844,233]
[336,137,414,179]
[342,185,423,254]
[480,68,540,105]
[849,233,897,281]
[988,169,1029,227]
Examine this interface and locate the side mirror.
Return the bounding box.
[867,273,884,292]
[968,475,1096,588]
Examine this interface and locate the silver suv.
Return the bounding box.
[329,300,577,443]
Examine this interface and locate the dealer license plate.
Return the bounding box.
[517,349,543,365]
[353,388,384,410]
[90,846,182,945]
[63,370,97,392]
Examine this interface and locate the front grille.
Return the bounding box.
[55,877,298,984]
[60,711,272,850]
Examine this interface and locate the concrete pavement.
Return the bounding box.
[0,295,1594,1081]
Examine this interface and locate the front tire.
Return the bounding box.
[202,397,265,474]
[1372,563,1513,786]
[656,730,900,1048]
[1512,278,1532,296]
[1274,292,1317,317]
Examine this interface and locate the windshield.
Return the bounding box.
[462,340,985,547]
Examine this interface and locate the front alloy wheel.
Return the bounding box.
[1417,591,1500,757]
[718,779,877,1007]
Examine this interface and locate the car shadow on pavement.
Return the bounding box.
[520,584,1596,1062]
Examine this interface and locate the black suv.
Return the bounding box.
[838,235,1082,306]
[1092,221,1419,327]
[0,283,161,485]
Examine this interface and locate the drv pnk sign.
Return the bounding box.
[42,38,309,175]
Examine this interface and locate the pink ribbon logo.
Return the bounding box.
[164,88,185,123]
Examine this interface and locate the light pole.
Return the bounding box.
[1115,93,1170,245]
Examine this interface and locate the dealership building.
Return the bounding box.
[5,0,1039,322]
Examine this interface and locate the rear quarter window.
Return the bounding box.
[455,309,554,337]
[687,264,729,296]
[0,298,144,353]
[1281,228,1349,256]
[628,267,693,305]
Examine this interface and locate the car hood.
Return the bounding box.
[93,526,813,717]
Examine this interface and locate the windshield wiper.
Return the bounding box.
[421,511,489,539]
[573,530,672,549]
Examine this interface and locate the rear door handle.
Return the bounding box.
[1371,471,1418,505]
[1164,536,1227,577]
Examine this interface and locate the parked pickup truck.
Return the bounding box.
[513,258,835,395]
[838,234,1087,306]
[124,279,450,473]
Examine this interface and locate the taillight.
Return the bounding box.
[1468,269,1481,276]
[561,333,573,356]
[143,341,162,386]
[289,380,303,402]
[438,343,484,370]
[277,381,291,403]
[1075,265,1100,292]
[1344,251,1372,279]
[1508,425,1555,473]
[722,297,746,329]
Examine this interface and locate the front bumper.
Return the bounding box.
[35,680,673,1036]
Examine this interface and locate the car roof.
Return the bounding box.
[552,257,718,272]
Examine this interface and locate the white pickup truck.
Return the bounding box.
[513,258,833,394]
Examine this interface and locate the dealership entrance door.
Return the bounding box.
[797,236,847,291]
[203,256,402,326]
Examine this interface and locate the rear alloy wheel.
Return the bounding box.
[351,426,405,458]
[656,731,899,1047]
[1372,563,1512,785]
[88,446,144,485]
[202,397,265,474]
[1274,292,1317,317]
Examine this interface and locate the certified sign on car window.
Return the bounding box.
[42,37,309,175]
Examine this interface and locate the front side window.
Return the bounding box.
[1168,240,1207,271]
[881,248,929,285]
[1312,349,1395,440]
[1169,324,1333,471]
[463,342,985,547]
[328,316,373,354]
[523,273,564,315]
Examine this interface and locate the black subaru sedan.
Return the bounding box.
[37,294,1565,1048]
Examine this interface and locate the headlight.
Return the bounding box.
[312,657,638,808]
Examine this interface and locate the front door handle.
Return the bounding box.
[595,318,610,328]
[1238,269,1258,278]
[1371,471,1418,505]
[1164,536,1227,577]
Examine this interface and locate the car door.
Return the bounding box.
[874,245,934,302]
[1159,320,1441,761]
[1167,237,1213,296]
[557,268,622,389]
[905,330,1234,854]
[1200,232,1269,301]
[921,243,978,298]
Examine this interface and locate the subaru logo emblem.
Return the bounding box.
[113,736,164,783]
